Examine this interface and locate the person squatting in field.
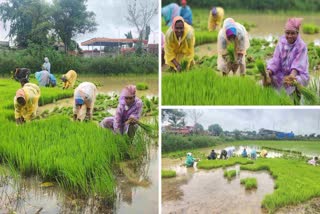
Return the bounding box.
[208,6,224,31]
[263,18,309,97]
[99,85,143,138]
[61,70,77,89]
[162,3,180,27]
[164,16,195,72]
[185,152,196,167]
[73,82,97,121]
[217,18,250,76]
[14,83,40,124]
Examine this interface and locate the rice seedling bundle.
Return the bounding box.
[223,169,237,180]
[240,177,257,190]
[293,81,318,104]
[136,82,149,90]
[162,170,176,178]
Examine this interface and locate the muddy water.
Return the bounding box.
[0,146,158,214]
[162,163,274,214]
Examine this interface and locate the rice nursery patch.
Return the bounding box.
[136,82,149,90]
[162,69,293,105]
[240,177,257,190]
[161,170,176,178]
[162,150,207,160]
[302,23,320,34]
[223,169,237,180]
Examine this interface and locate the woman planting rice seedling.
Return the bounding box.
[14,83,40,124]
[162,3,180,27]
[73,82,97,121]
[264,18,309,99]
[164,16,195,71]
[217,18,250,76]
[35,67,50,87]
[61,70,77,89]
[100,85,143,138]
[208,6,224,31]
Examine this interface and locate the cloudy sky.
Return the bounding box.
[0,0,160,44]
[163,109,320,135]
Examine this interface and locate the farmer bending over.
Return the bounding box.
[61,70,77,89]
[162,3,180,26]
[100,85,143,138]
[308,157,318,166]
[207,149,217,160]
[35,67,50,87]
[217,18,250,76]
[220,149,228,159]
[180,0,192,25]
[208,6,224,31]
[241,148,248,158]
[73,82,97,121]
[164,16,195,71]
[263,18,309,98]
[14,68,31,82]
[14,83,40,124]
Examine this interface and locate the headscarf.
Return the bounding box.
[121,85,136,97]
[285,18,303,32]
[181,0,186,6]
[172,16,184,30]
[75,98,84,105]
[16,89,25,99]
[211,7,217,16]
[187,152,192,156]
[224,18,237,37]
[44,57,49,62]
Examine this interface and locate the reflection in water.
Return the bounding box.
[162,162,274,214]
[0,146,158,214]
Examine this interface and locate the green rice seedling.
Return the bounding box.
[180,59,189,71]
[256,59,266,76]
[162,170,176,178]
[136,82,149,90]
[226,43,235,63]
[303,24,319,34]
[198,157,253,170]
[240,177,257,190]
[293,81,318,105]
[223,169,237,180]
[162,69,293,105]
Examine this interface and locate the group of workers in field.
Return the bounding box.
[13,58,143,138]
[162,1,309,98]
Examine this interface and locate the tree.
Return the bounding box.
[208,124,223,136]
[233,129,241,140]
[125,0,157,41]
[145,25,151,41]
[124,31,133,47]
[0,0,51,48]
[52,0,97,52]
[187,109,203,126]
[162,109,186,128]
[194,123,204,134]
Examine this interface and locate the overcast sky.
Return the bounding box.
[0,0,159,44]
[163,109,320,135]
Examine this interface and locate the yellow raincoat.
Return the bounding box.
[63,70,77,89]
[14,83,40,121]
[164,20,195,70]
[208,7,224,31]
[260,149,268,158]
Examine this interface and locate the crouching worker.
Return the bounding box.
[185,152,195,167]
[61,70,77,89]
[220,149,228,159]
[308,157,318,166]
[14,68,31,82]
[35,67,50,87]
[14,83,40,124]
[49,73,57,87]
[100,85,143,138]
[73,82,97,121]
[207,149,217,160]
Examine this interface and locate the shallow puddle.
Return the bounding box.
[162,164,274,214]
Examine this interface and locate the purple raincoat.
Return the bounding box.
[267,35,309,95]
[100,96,143,134]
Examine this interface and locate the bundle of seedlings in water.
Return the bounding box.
[293,81,318,104]
[180,58,189,71]
[137,121,154,135]
[256,59,266,76]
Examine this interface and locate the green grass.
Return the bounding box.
[162,69,293,105]
[136,82,149,90]
[223,169,237,180]
[0,78,156,200]
[162,170,176,178]
[197,157,253,169]
[240,177,257,190]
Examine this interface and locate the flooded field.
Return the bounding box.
[162,163,274,214]
[0,146,158,214]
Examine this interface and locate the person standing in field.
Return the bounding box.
[263,18,309,97]
[208,6,224,31]
[73,82,97,121]
[14,83,40,124]
[162,3,180,27]
[43,57,51,73]
[164,16,195,72]
[100,85,143,138]
[179,0,192,26]
[217,18,250,76]
[35,67,50,87]
[61,70,77,89]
